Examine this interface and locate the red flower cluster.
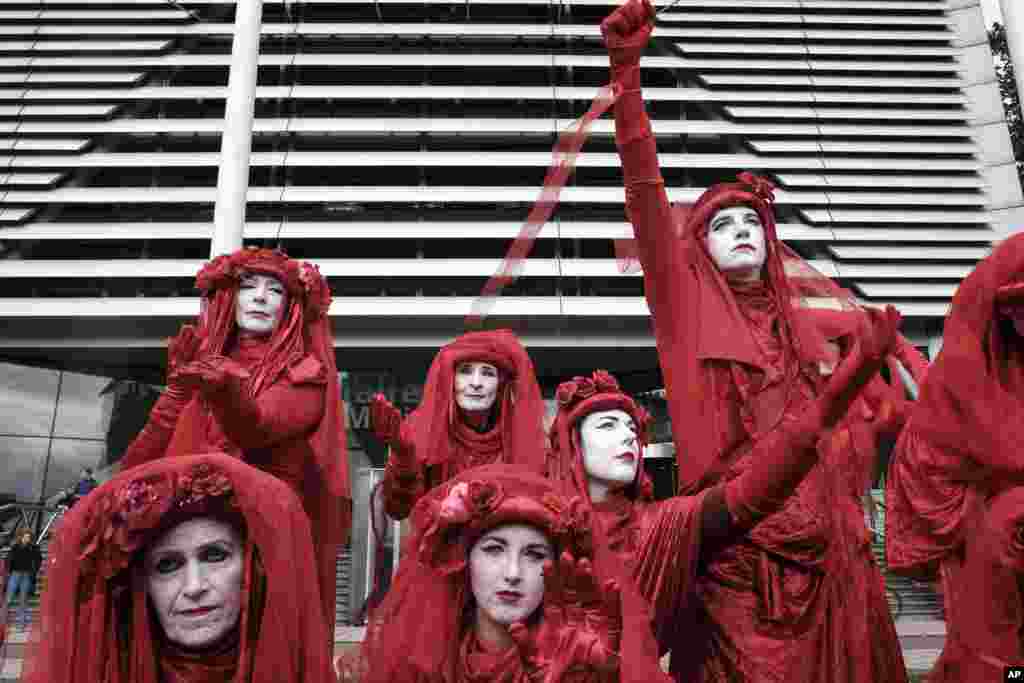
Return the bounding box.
[195,248,332,319]
[736,171,776,206]
[542,493,593,559]
[77,463,236,581]
[555,369,622,408]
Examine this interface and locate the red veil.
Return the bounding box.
[349,464,669,683]
[20,453,336,683]
[907,232,1024,463]
[406,329,548,481]
[887,233,1024,577]
[122,248,350,632]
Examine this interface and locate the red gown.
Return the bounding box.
[378,329,547,520]
[610,50,907,682]
[21,453,337,683]
[119,248,350,634]
[886,233,1024,681]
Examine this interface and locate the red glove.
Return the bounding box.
[510,551,622,682]
[166,324,203,375]
[817,305,901,430]
[173,354,251,395]
[601,0,655,73]
[370,393,403,447]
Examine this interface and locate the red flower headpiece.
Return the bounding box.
[77,461,238,581]
[685,172,778,241]
[196,248,332,320]
[415,478,593,574]
[554,370,651,434]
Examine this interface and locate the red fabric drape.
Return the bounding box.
[885,235,1024,681]
[20,454,336,683]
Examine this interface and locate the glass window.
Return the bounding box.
[42,438,105,502]
[0,363,59,437]
[53,371,115,440]
[0,436,49,501]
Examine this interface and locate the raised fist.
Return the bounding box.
[601,0,656,67]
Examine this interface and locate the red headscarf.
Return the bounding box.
[20,453,336,683]
[163,248,350,631]
[348,464,669,683]
[910,232,1024,462]
[407,330,547,479]
[546,369,655,506]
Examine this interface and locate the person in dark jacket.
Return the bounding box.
[5,529,42,630]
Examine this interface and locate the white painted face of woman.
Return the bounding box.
[705,206,767,282]
[145,517,244,650]
[454,361,500,413]
[579,409,640,503]
[468,523,552,645]
[235,272,287,337]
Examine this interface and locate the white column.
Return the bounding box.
[210,0,264,258]
[1001,0,1024,125]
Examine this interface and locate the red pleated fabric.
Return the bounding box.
[349,464,670,683]
[19,453,336,683]
[119,248,350,633]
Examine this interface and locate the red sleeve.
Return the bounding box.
[203,373,325,450]
[119,385,194,470]
[614,66,690,326]
[721,415,821,530]
[632,493,707,645]
[379,421,424,521]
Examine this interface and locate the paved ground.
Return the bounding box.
[0,620,947,681]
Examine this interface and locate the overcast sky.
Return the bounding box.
[981,0,1003,26]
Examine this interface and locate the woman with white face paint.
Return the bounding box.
[602,3,914,681]
[368,330,547,521]
[343,464,672,683]
[118,248,350,635]
[546,364,902,679]
[21,453,336,683]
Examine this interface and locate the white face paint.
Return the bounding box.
[469,524,552,639]
[145,517,244,650]
[579,409,640,503]
[454,361,500,414]
[234,272,286,337]
[705,206,767,282]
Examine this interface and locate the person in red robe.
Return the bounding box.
[546,353,899,681]
[601,2,910,680]
[19,453,336,683]
[369,330,547,521]
[886,232,1024,681]
[343,463,671,683]
[117,247,350,633]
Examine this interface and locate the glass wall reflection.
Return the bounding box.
[0,362,113,503]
